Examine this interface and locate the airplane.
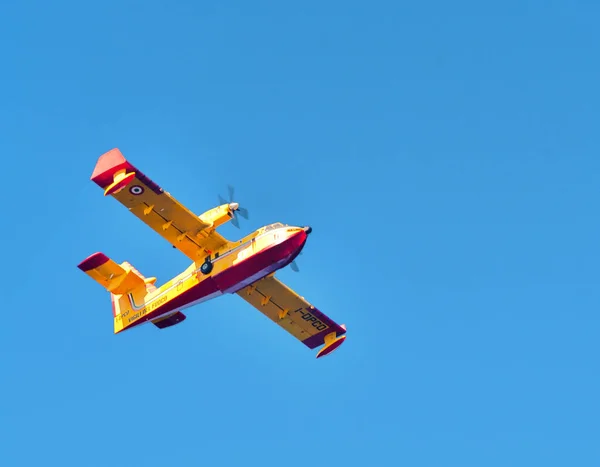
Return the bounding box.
[77,148,347,358]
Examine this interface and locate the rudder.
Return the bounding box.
[79,253,185,333]
[78,253,153,332]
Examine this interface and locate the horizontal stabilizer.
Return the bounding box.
[152,311,186,329]
[78,252,146,295]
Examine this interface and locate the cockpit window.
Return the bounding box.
[264,222,284,231]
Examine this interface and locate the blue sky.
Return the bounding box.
[1,1,599,465]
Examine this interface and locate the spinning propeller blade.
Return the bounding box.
[218,185,249,229]
[290,251,303,272]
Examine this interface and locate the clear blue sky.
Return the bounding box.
[1,1,599,465]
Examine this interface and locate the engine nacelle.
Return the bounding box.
[198,203,235,230]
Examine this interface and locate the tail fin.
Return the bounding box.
[77,252,147,295]
[78,253,158,333]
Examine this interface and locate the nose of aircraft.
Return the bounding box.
[303,226,312,234]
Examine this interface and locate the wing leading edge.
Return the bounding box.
[90,148,230,261]
[236,275,347,358]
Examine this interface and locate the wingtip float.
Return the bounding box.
[316,331,347,359]
[79,147,347,359]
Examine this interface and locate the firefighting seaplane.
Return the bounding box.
[77,148,347,358]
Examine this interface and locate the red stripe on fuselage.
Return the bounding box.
[213,230,307,293]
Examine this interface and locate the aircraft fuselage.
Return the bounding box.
[116,224,310,331]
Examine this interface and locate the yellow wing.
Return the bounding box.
[90,148,230,261]
[237,275,347,358]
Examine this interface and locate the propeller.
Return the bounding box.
[290,251,303,272]
[219,185,249,228]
